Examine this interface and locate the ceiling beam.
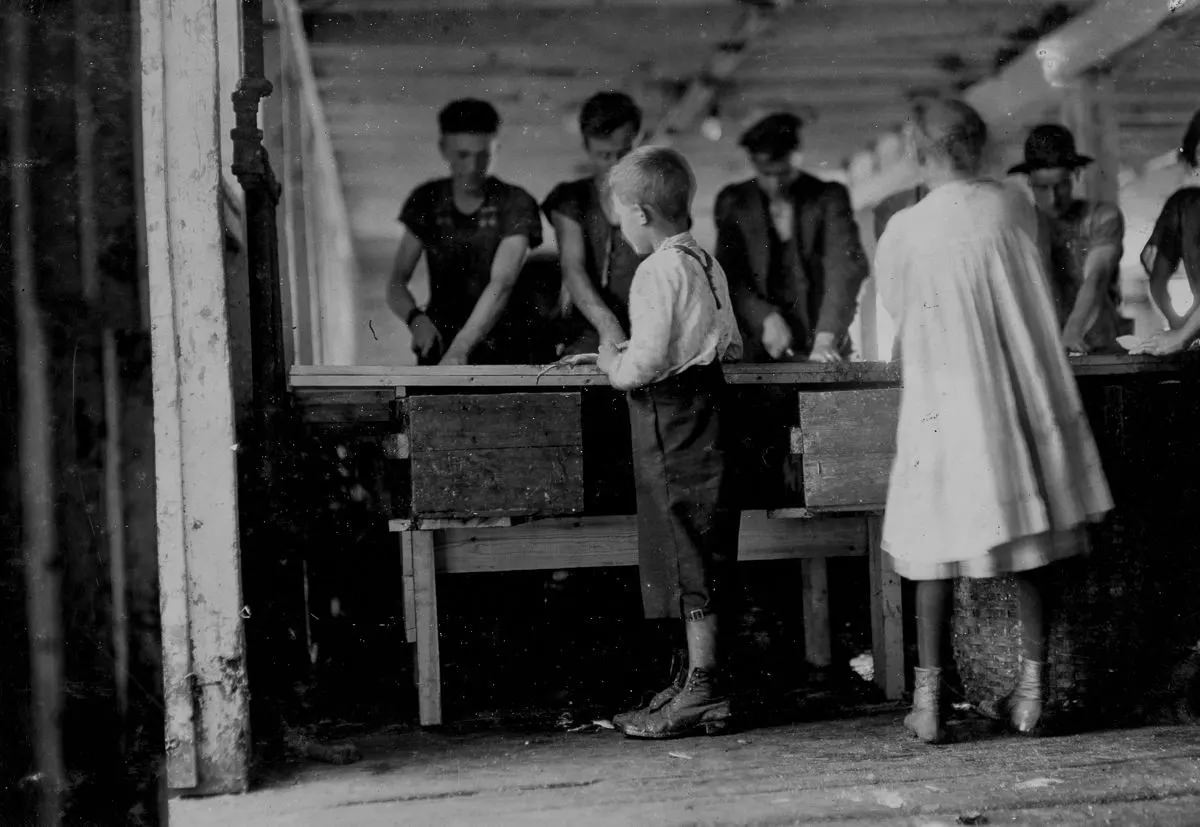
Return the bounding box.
[301,0,731,11]
[645,2,781,140]
[847,0,1200,210]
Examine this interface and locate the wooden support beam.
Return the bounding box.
[393,512,868,725]
[411,531,442,725]
[867,515,905,700]
[647,4,774,141]
[801,558,832,668]
[303,0,742,10]
[1061,71,1121,204]
[848,0,1200,209]
[277,0,362,365]
[141,0,250,794]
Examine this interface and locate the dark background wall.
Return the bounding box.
[2,1,163,823]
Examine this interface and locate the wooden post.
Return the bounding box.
[855,207,879,361]
[140,0,250,794]
[867,515,905,700]
[800,558,832,668]
[411,530,443,726]
[1060,70,1121,205]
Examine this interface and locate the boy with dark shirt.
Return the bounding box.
[387,99,543,365]
[543,91,645,354]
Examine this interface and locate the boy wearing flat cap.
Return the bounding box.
[714,112,869,363]
[1011,124,1128,354]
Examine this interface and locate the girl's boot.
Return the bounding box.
[904,666,946,744]
[1009,658,1046,734]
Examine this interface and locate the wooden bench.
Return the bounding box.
[391,509,903,726]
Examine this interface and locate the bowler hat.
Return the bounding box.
[1008,124,1093,174]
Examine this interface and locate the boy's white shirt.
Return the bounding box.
[607,232,742,390]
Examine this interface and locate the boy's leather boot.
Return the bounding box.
[613,648,688,729]
[618,667,731,739]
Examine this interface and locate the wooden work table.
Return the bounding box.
[288,353,1200,725]
[289,352,1200,389]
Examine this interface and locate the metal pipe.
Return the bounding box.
[234,0,286,436]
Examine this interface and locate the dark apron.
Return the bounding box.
[626,246,739,619]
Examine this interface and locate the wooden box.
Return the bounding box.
[795,388,900,510]
[406,392,584,518]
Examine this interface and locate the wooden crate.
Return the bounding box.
[795,388,900,510]
[406,392,583,517]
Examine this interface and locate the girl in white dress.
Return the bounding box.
[875,100,1113,743]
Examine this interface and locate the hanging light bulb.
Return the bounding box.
[700,104,723,142]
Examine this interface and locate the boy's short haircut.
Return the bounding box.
[739,112,803,159]
[438,99,501,136]
[579,92,643,140]
[607,146,695,224]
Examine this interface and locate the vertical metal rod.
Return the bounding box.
[9,7,67,824]
[102,334,130,720]
[74,0,131,723]
[234,0,285,436]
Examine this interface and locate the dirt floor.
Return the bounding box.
[172,710,1200,826]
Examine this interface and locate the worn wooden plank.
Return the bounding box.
[411,531,442,725]
[389,516,513,532]
[802,455,893,510]
[292,387,394,423]
[408,393,581,451]
[798,389,901,456]
[868,515,905,700]
[290,355,1200,392]
[400,532,416,644]
[766,507,816,520]
[801,558,832,668]
[411,446,584,517]
[288,361,905,387]
[434,512,865,573]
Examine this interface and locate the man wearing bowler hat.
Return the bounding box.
[1010,124,1128,354]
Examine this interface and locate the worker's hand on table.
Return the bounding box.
[1061,332,1089,356]
[438,348,470,366]
[761,311,794,361]
[1136,329,1191,356]
[409,314,443,359]
[597,341,621,373]
[808,332,844,364]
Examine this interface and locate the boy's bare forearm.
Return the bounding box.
[565,266,625,341]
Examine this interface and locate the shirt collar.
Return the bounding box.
[656,232,694,252]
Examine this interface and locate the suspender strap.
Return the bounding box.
[670,245,722,309]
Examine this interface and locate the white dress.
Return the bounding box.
[875,180,1113,580]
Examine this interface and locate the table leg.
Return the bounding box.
[868,514,905,699]
[411,530,442,725]
[801,557,831,668]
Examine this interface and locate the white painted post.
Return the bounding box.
[140,0,251,795]
[854,208,879,361]
[1060,70,1121,205]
